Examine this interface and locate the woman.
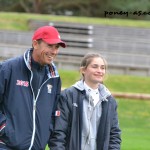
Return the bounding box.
[50,53,121,150]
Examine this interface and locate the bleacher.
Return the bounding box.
[0,20,150,76]
[28,19,94,49]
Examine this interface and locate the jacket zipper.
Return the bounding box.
[28,78,49,150]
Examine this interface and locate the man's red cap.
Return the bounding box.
[32,26,66,48]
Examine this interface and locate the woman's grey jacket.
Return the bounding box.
[50,80,121,150]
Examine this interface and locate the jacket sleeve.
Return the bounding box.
[0,63,5,103]
[50,78,62,134]
[109,99,122,150]
[0,62,9,135]
[0,61,11,102]
[49,91,71,150]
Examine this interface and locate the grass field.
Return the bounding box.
[59,70,150,94]
[0,12,150,31]
[118,99,150,150]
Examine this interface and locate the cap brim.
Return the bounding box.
[43,39,66,48]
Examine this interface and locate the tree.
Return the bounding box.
[0,0,149,20]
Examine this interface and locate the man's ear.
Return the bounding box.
[32,40,39,49]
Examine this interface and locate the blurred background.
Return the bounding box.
[0,0,150,20]
[0,0,150,150]
[0,0,150,76]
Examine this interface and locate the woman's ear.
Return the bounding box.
[80,67,86,75]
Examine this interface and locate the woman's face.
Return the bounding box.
[81,57,106,88]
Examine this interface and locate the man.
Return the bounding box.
[0,26,66,149]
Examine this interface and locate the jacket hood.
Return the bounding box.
[23,48,59,78]
[72,80,111,101]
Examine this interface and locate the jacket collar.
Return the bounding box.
[72,80,111,101]
[23,48,59,78]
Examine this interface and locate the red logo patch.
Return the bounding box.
[55,110,61,116]
[16,80,29,87]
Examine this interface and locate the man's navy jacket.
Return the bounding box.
[0,49,61,149]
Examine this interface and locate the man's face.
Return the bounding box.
[32,40,59,65]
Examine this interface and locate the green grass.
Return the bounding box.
[117,99,150,150]
[59,70,150,94]
[59,70,81,88]
[0,12,150,31]
[104,74,150,94]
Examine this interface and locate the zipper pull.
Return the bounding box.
[33,101,36,111]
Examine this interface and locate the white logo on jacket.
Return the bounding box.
[47,84,52,93]
[72,103,78,107]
